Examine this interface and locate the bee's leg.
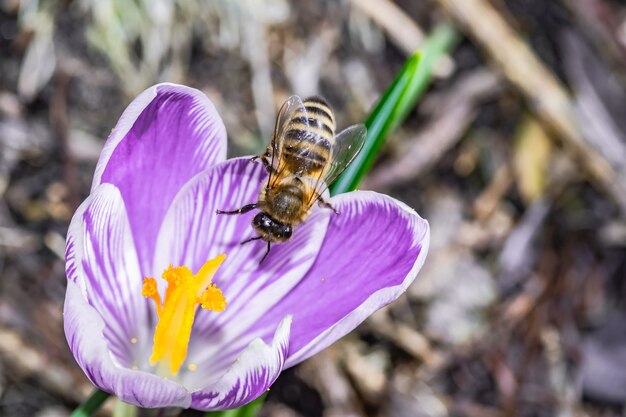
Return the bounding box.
[260,157,274,174]
[260,241,271,264]
[317,197,340,215]
[250,147,270,163]
[250,149,274,174]
[241,236,263,245]
[216,203,258,215]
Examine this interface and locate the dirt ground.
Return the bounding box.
[1,0,626,416]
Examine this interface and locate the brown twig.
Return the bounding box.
[349,0,424,55]
[432,0,626,214]
[300,348,365,417]
[0,327,95,405]
[367,309,444,368]
[472,164,514,222]
[50,65,81,212]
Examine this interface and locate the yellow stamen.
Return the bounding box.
[142,254,227,376]
[198,284,227,312]
[142,278,162,315]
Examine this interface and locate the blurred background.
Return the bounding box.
[1,0,626,416]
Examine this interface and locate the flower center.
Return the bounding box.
[142,254,227,376]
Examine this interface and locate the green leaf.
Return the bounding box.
[204,394,267,417]
[70,389,111,417]
[330,23,458,195]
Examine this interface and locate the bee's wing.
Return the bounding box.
[268,95,307,187]
[306,123,367,205]
[323,124,367,184]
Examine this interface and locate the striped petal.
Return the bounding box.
[190,316,291,411]
[65,183,151,367]
[152,158,330,382]
[65,280,190,408]
[64,183,189,407]
[95,83,227,274]
[251,191,430,366]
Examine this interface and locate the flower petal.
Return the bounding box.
[64,280,191,408]
[190,316,291,411]
[95,83,227,274]
[252,191,430,367]
[152,158,330,374]
[65,183,152,367]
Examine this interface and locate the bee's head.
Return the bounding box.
[252,212,292,242]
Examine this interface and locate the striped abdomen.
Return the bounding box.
[282,96,336,176]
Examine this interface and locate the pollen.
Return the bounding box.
[198,284,227,312]
[142,254,227,376]
[142,278,162,314]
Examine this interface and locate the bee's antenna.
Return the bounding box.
[260,241,271,264]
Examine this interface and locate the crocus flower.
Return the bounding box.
[64,83,430,411]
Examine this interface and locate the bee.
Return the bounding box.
[216,95,367,262]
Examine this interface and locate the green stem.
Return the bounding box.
[70,389,111,417]
[330,23,458,195]
[113,398,139,417]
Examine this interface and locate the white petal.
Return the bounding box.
[189,316,291,411]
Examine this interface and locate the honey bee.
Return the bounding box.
[216,95,367,262]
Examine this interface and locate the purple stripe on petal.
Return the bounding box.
[97,83,227,274]
[65,232,78,283]
[69,184,150,367]
[64,281,191,408]
[66,193,99,285]
[251,191,430,367]
[189,316,291,411]
[152,158,329,373]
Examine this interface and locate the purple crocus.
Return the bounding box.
[64,83,430,411]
